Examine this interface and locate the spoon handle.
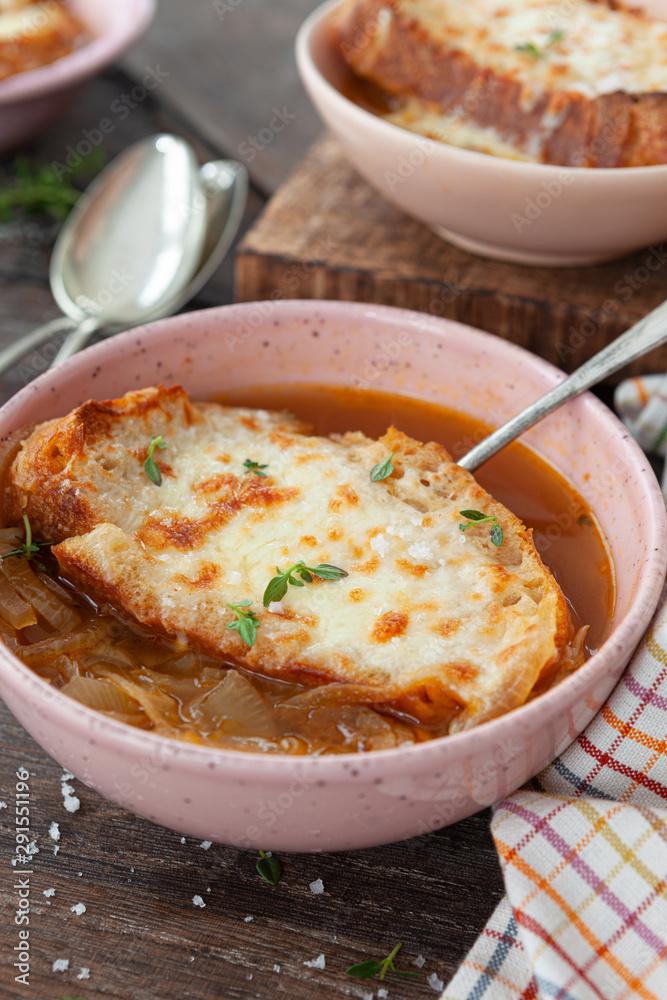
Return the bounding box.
[50,317,102,368]
[458,297,667,472]
[0,316,76,377]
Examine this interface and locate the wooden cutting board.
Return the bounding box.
[235,134,667,378]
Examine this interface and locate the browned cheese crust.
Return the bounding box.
[4,385,584,731]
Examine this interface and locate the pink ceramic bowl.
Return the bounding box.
[296,0,667,267]
[0,0,156,154]
[0,300,664,852]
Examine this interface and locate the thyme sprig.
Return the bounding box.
[256,850,282,885]
[459,509,503,547]
[2,515,50,571]
[347,942,420,980]
[144,436,168,486]
[370,453,394,482]
[243,459,268,478]
[263,561,348,607]
[515,28,565,59]
[0,149,106,223]
[226,600,260,647]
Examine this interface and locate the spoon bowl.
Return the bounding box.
[51,134,206,329]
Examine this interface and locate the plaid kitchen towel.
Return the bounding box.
[442,377,667,1000]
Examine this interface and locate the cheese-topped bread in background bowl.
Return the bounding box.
[0,300,662,851]
[296,0,667,265]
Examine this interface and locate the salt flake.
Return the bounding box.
[427,972,444,991]
[303,954,326,969]
[192,895,205,908]
[244,915,254,922]
[43,888,55,898]
[413,954,426,968]
[70,903,86,916]
[77,968,90,980]
[49,822,60,842]
[52,958,69,972]
[200,840,212,850]
[309,878,324,895]
[370,534,389,558]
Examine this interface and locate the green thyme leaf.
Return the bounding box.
[489,523,504,547]
[262,561,348,607]
[144,435,167,486]
[256,850,282,885]
[370,453,394,482]
[243,459,268,477]
[226,600,260,647]
[458,509,503,546]
[309,563,349,581]
[0,149,106,224]
[2,515,50,570]
[515,40,544,58]
[346,943,419,981]
[515,29,565,59]
[346,960,383,979]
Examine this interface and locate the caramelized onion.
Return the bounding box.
[1,554,80,631]
[0,570,37,629]
[61,676,144,715]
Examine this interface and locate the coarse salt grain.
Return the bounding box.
[0,800,7,809]
[309,878,324,895]
[268,601,285,614]
[49,822,60,842]
[227,570,242,585]
[244,915,254,922]
[192,895,205,908]
[273,964,281,972]
[408,542,432,560]
[427,972,444,991]
[370,534,389,558]
[43,888,55,898]
[303,954,325,969]
[77,968,90,980]
[200,840,212,850]
[180,837,186,844]
[70,903,86,916]
[413,954,426,968]
[378,990,389,998]
[52,959,69,972]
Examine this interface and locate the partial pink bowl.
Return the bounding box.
[0,300,664,852]
[296,0,667,266]
[0,0,156,154]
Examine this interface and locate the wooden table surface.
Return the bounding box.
[0,3,507,997]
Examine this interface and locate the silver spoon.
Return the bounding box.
[459,297,667,471]
[0,134,208,374]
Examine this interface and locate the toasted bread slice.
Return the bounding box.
[4,385,583,731]
[331,0,667,166]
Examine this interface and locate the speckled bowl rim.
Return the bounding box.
[0,300,664,780]
[0,0,156,105]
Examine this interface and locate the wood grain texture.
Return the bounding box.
[0,697,505,999]
[236,134,667,377]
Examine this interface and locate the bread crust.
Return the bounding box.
[5,386,584,732]
[0,2,83,82]
[331,0,667,166]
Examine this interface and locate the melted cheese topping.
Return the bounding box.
[7,387,580,732]
[397,0,667,97]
